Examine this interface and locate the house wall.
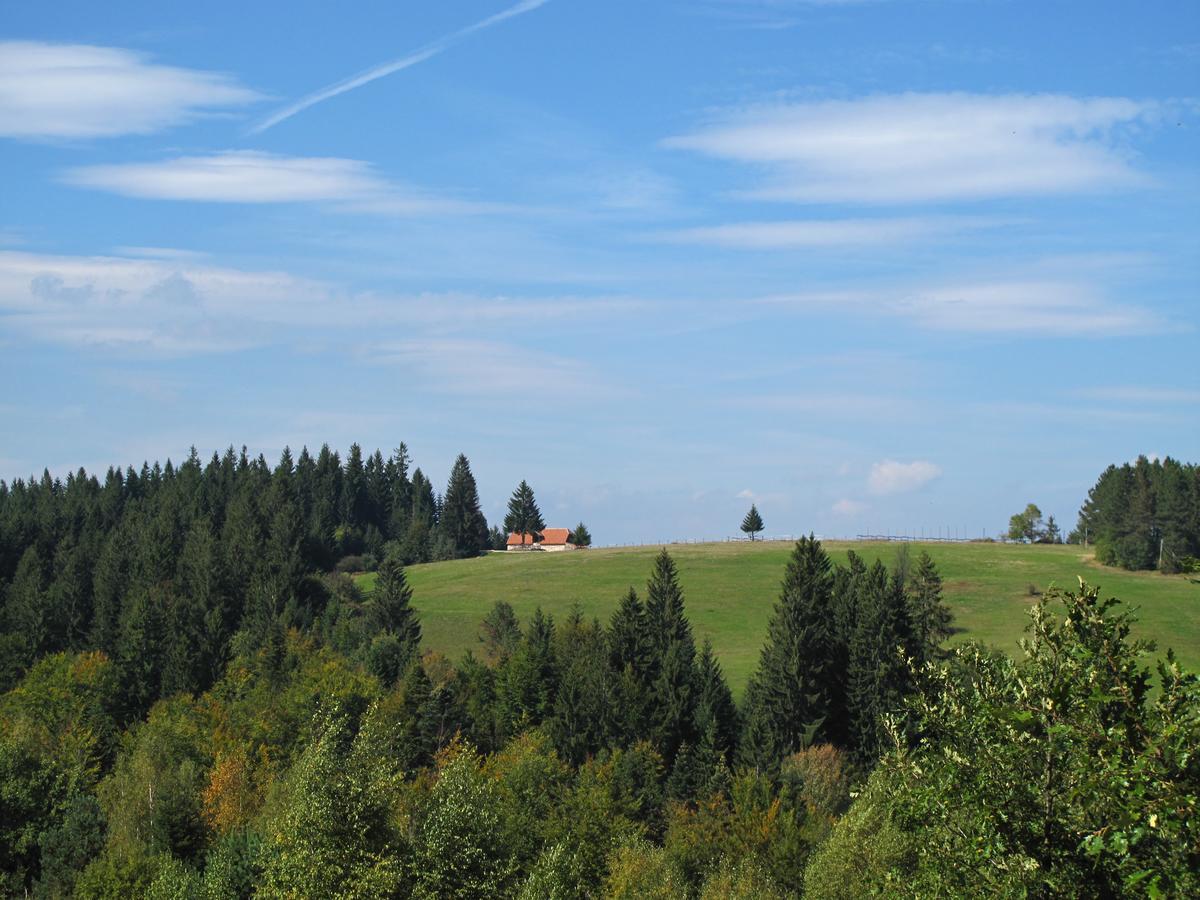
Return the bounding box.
[540,543,576,552]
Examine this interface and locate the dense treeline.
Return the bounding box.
[0,527,950,897]
[2,540,1195,897]
[0,443,488,704]
[1073,455,1200,572]
[1,446,1196,896]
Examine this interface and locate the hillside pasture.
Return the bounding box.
[357,540,1199,696]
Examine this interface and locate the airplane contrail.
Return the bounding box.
[250,0,551,135]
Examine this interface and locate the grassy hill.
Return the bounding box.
[357,540,1199,696]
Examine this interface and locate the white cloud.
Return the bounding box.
[867,459,941,495]
[62,151,452,210]
[654,215,1002,248]
[736,488,757,500]
[832,498,868,516]
[0,41,261,139]
[759,275,1165,336]
[665,93,1160,204]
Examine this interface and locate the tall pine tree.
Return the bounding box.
[502,480,544,545]
[739,536,833,770]
[369,553,422,669]
[643,550,696,763]
[846,561,914,763]
[439,454,489,559]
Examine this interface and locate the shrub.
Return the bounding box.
[334,555,367,574]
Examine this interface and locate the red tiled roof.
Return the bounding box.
[540,528,571,545]
[506,528,573,546]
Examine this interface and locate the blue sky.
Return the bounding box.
[1,0,1197,543]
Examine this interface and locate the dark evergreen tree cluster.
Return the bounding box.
[739,538,952,768]
[443,550,739,782]
[0,443,490,705]
[1073,455,1200,572]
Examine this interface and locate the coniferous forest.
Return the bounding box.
[1072,455,1200,573]
[1,445,1197,897]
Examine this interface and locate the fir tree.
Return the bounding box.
[3,546,47,668]
[90,525,132,656]
[369,553,422,668]
[549,629,616,765]
[846,562,913,763]
[906,551,952,664]
[569,522,592,547]
[439,454,490,559]
[479,600,522,662]
[693,639,739,758]
[645,549,691,652]
[502,480,544,545]
[1043,515,1062,544]
[740,504,764,541]
[397,661,437,770]
[608,588,649,674]
[177,519,230,687]
[643,550,696,762]
[739,536,833,770]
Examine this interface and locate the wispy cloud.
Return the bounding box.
[0,41,262,140]
[251,0,551,134]
[758,275,1167,337]
[867,459,941,495]
[0,249,635,357]
[113,246,211,261]
[1071,386,1200,405]
[653,215,1005,248]
[665,93,1163,204]
[832,498,868,516]
[62,151,478,213]
[696,0,887,30]
[367,337,602,399]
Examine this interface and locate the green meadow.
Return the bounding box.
[357,540,1199,696]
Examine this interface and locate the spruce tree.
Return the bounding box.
[645,549,691,652]
[479,600,521,662]
[90,524,131,656]
[608,588,649,674]
[502,480,544,544]
[397,660,437,770]
[569,522,592,547]
[1043,515,1062,544]
[369,553,422,668]
[3,546,47,668]
[385,443,413,540]
[643,550,696,762]
[738,536,833,769]
[178,519,231,688]
[693,639,739,758]
[549,629,617,765]
[846,561,913,763]
[439,454,489,558]
[906,551,952,664]
[740,504,764,541]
